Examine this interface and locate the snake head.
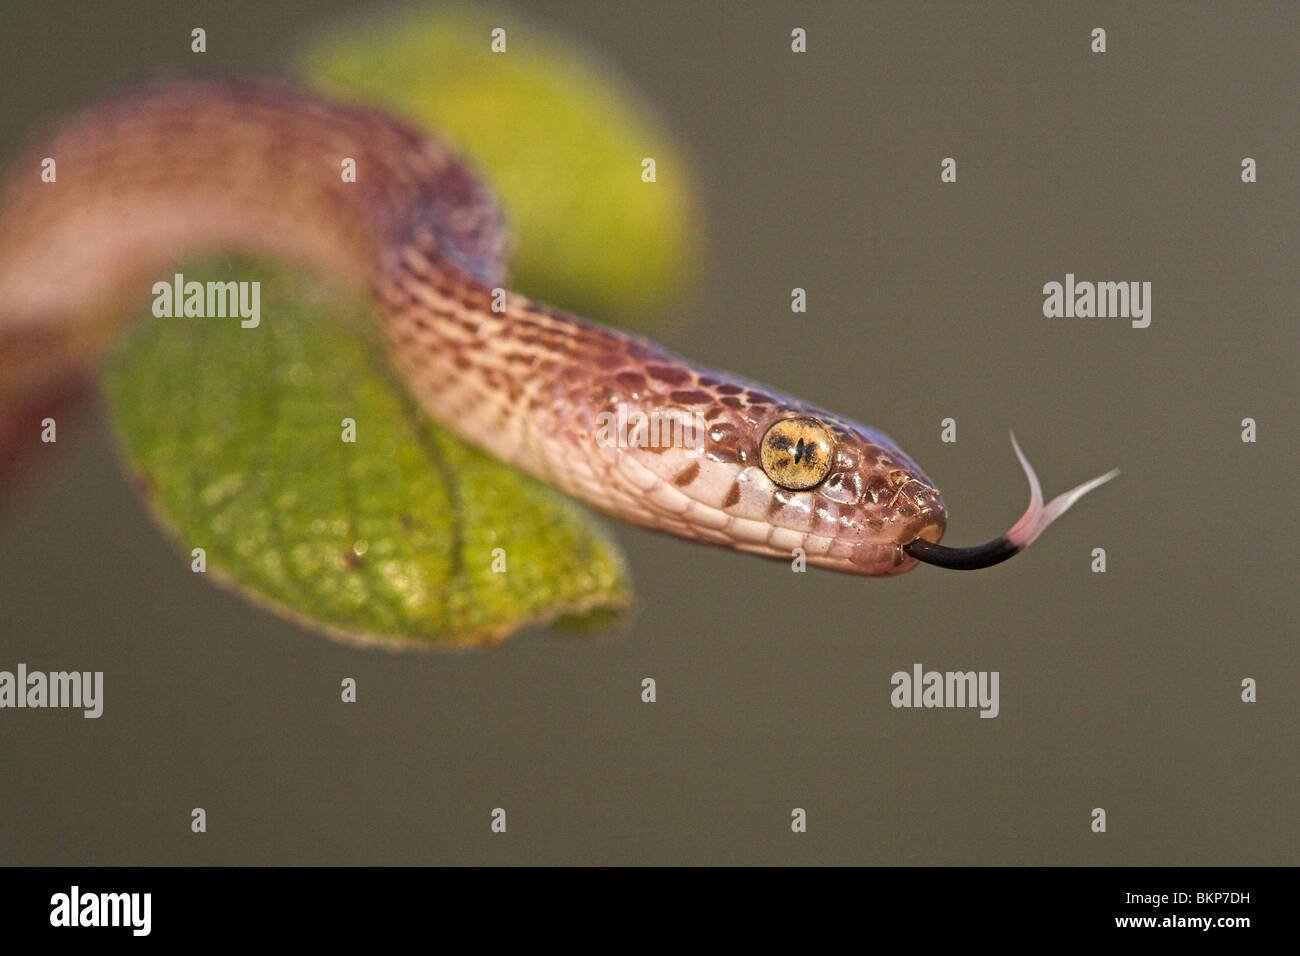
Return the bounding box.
[614,384,948,575]
[750,408,948,574]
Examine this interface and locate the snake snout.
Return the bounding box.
[913,512,946,545]
[884,469,946,545]
[907,499,946,546]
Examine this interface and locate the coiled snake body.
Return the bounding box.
[0,81,1115,575]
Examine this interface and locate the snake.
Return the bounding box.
[0,80,1116,575]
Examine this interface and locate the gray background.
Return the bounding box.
[0,1,1295,864]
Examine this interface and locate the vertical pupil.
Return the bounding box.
[794,437,805,464]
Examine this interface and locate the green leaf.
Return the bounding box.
[105,260,630,648]
[297,2,700,327]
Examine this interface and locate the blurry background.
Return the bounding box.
[0,0,1295,864]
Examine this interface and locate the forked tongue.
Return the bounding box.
[903,432,1118,571]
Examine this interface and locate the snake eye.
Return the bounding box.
[759,416,834,490]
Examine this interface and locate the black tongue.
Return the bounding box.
[903,535,1022,571]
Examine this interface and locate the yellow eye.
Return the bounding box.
[759,416,834,490]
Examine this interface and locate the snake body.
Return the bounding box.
[0,81,1113,575]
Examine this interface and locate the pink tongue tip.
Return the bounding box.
[1006,431,1119,551]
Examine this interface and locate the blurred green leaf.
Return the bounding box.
[106,261,630,648]
[298,2,700,325]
